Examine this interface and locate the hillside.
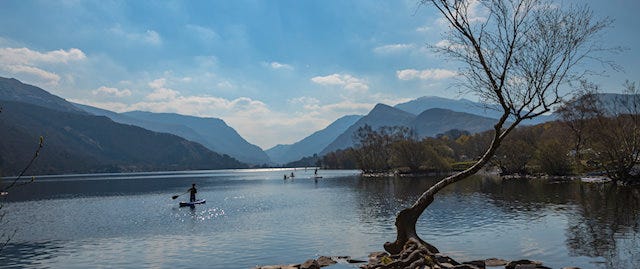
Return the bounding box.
[320,104,416,155]
[411,108,497,138]
[266,114,362,164]
[0,101,246,176]
[122,111,270,165]
[0,77,86,114]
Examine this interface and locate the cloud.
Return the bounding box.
[186,24,219,42]
[311,73,369,92]
[92,86,132,98]
[0,47,86,86]
[373,43,414,54]
[396,68,457,81]
[109,25,162,46]
[146,78,179,101]
[267,61,293,70]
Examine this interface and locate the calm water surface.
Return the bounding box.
[1,169,639,268]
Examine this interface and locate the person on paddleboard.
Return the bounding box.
[188,183,197,202]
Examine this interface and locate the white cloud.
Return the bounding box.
[396,68,457,81]
[268,61,293,70]
[92,86,132,98]
[186,24,219,42]
[0,47,86,86]
[311,73,369,92]
[146,78,179,101]
[373,43,414,54]
[109,25,162,46]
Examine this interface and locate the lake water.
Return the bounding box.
[1,169,638,268]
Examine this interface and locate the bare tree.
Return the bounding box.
[383,0,611,256]
[557,81,601,163]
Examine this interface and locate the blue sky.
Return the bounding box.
[0,0,638,149]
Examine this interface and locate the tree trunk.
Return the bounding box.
[384,118,516,255]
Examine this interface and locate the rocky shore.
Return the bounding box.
[255,239,582,269]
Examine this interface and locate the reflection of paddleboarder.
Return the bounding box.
[188,183,197,202]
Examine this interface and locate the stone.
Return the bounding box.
[484,258,509,267]
[300,259,320,269]
[316,256,336,267]
[462,260,485,269]
[347,259,367,264]
[453,264,480,269]
[434,254,461,266]
[440,262,455,268]
[506,260,543,269]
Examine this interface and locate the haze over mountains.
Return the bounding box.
[1,76,566,174]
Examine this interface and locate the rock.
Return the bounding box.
[300,259,319,269]
[505,260,544,269]
[453,264,481,269]
[316,256,336,267]
[256,265,299,269]
[440,262,455,268]
[347,259,367,264]
[484,258,509,267]
[461,260,485,268]
[434,254,461,266]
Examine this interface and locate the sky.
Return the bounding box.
[0,0,638,149]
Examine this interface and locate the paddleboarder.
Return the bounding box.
[188,183,197,202]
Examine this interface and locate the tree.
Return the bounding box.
[588,81,640,184]
[557,82,601,163]
[383,0,611,258]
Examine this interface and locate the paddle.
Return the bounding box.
[172,190,189,200]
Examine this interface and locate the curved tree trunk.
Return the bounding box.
[384,117,518,255]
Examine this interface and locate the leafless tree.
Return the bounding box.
[384,0,612,255]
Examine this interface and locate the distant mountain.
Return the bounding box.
[395,96,502,119]
[320,104,416,155]
[73,103,269,165]
[0,101,246,176]
[266,114,362,164]
[318,104,501,155]
[410,108,497,138]
[121,111,270,165]
[394,95,556,125]
[0,77,85,114]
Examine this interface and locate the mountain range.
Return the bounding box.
[0,77,246,176]
[74,104,270,165]
[1,76,567,173]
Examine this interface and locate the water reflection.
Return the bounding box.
[349,174,640,267]
[1,170,638,268]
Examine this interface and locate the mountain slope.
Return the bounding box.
[410,108,497,138]
[121,111,270,165]
[0,77,86,114]
[0,101,246,176]
[395,95,556,124]
[320,104,416,155]
[395,96,503,119]
[266,114,362,164]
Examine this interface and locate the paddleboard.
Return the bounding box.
[179,199,206,207]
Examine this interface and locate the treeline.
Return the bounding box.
[320,84,640,185]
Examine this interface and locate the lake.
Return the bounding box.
[1,169,638,268]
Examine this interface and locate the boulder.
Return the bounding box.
[300,259,320,269]
[316,256,336,267]
[484,258,509,267]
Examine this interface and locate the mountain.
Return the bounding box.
[395,95,556,125]
[266,114,362,164]
[395,96,503,119]
[73,103,270,165]
[410,108,498,138]
[320,104,416,155]
[0,76,247,175]
[0,77,86,114]
[0,101,246,176]
[121,111,270,165]
[318,104,500,155]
